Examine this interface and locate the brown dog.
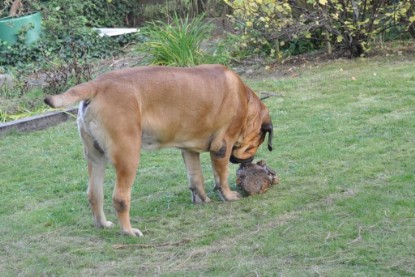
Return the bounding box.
[44,64,273,237]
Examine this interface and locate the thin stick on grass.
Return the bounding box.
[112,238,192,249]
[347,226,363,245]
[324,231,332,243]
[259,91,284,100]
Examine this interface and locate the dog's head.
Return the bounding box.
[230,97,273,164]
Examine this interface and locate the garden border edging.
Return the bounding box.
[0,107,78,136]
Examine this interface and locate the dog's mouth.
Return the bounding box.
[230,155,254,165]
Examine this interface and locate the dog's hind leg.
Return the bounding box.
[181,150,211,204]
[87,160,114,228]
[78,119,114,230]
[111,140,143,237]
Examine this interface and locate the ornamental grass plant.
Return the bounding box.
[139,13,214,67]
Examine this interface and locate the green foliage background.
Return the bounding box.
[1,0,414,121]
[225,0,415,58]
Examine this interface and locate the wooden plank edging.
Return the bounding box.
[0,107,78,136]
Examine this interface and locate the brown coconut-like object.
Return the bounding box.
[236,160,279,195]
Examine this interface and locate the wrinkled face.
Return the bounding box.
[230,105,273,164]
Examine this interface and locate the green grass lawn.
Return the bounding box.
[1,56,414,276]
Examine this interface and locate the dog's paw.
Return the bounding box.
[220,190,242,201]
[204,196,212,203]
[132,228,144,237]
[191,190,211,204]
[95,219,115,229]
[122,228,144,237]
[103,221,115,228]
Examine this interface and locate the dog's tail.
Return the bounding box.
[44,82,97,108]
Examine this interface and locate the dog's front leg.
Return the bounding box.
[210,151,242,202]
[181,150,211,204]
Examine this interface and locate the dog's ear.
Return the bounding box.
[261,123,273,151]
[260,104,273,152]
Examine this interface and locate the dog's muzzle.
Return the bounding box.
[230,155,254,165]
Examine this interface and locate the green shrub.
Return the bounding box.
[0,0,139,68]
[310,0,414,57]
[225,0,415,58]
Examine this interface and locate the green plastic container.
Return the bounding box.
[0,12,42,45]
